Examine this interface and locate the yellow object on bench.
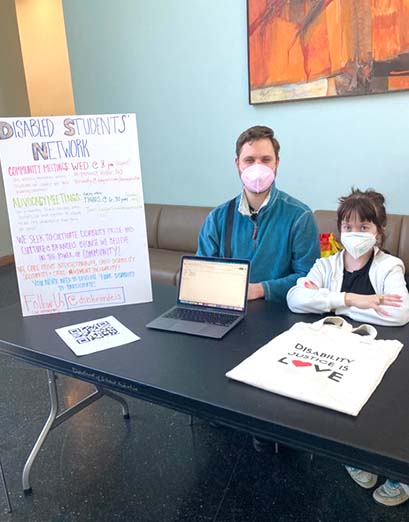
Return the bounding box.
[320,233,343,258]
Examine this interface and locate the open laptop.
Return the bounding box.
[146,256,250,338]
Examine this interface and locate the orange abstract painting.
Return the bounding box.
[248,0,409,103]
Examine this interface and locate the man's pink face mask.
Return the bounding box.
[241,164,275,194]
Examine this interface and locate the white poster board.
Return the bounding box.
[0,114,152,316]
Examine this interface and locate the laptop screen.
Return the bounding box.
[178,257,249,312]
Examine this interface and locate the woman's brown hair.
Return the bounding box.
[337,188,387,247]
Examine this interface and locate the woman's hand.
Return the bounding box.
[304,280,319,290]
[344,293,403,316]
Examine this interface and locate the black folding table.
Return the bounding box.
[1,283,409,492]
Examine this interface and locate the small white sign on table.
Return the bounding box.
[0,114,152,316]
[55,316,140,356]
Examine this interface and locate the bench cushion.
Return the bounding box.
[157,205,212,252]
[148,248,191,286]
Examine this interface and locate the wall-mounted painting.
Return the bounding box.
[248,0,409,104]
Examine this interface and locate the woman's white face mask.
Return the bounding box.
[341,232,376,259]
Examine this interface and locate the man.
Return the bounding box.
[197,125,320,302]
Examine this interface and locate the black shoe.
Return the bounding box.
[252,435,277,453]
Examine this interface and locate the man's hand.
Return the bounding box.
[247,283,265,300]
[345,293,403,316]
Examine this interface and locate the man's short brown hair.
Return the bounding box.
[235,125,280,158]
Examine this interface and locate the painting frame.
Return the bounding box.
[247,0,409,105]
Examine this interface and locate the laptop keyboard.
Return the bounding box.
[164,308,238,326]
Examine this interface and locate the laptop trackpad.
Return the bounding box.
[174,321,228,338]
[172,320,208,334]
[147,318,209,334]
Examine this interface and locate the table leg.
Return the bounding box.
[0,458,12,513]
[22,370,130,493]
[96,387,130,418]
[23,370,59,493]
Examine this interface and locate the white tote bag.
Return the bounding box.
[226,317,403,416]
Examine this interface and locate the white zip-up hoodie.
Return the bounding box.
[287,248,409,326]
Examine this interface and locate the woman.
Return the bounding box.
[287,188,409,506]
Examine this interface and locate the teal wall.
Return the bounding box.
[62,0,409,213]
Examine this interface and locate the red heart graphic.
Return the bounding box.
[292,360,312,367]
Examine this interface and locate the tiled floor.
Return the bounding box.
[1,264,408,521]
